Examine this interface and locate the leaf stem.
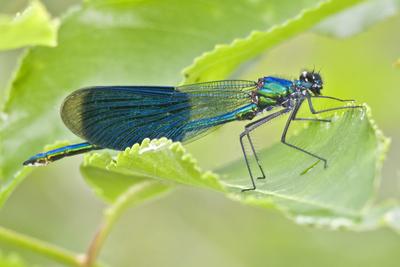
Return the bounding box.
[83,181,168,267]
[0,225,82,266]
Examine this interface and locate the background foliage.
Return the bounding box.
[0,0,399,266]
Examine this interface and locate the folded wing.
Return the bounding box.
[61,81,256,150]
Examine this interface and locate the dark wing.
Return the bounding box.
[61,80,256,150]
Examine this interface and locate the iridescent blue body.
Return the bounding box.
[24,71,359,191]
[25,142,99,166]
[24,76,296,166]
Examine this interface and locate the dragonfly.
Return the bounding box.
[23,70,361,191]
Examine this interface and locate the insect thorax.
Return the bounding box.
[254,76,294,109]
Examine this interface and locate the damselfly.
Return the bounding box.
[23,71,361,191]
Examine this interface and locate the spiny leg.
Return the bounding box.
[292,95,359,122]
[307,95,363,114]
[279,96,362,171]
[281,100,328,168]
[240,108,290,192]
[240,132,256,191]
[311,95,355,102]
[246,133,266,180]
[293,117,331,123]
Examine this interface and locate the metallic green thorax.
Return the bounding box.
[235,76,294,121]
[256,76,294,109]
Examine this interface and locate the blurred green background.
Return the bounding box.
[0,0,399,266]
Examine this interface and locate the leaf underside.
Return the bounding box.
[0,0,59,51]
[81,106,397,231]
[0,0,363,206]
[0,250,29,267]
[0,0,397,231]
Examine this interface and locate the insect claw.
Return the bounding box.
[257,176,266,180]
[323,160,328,169]
[241,186,256,192]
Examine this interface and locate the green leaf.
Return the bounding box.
[0,0,59,51]
[0,0,355,206]
[0,141,69,205]
[384,206,400,233]
[357,201,400,233]
[314,0,400,38]
[0,251,30,267]
[80,178,172,267]
[81,107,398,231]
[220,106,388,220]
[182,0,363,84]
[81,151,175,203]
[81,138,222,203]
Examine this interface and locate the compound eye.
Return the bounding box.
[299,71,308,82]
[299,71,316,83]
[312,73,322,83]
[306,72,315,83]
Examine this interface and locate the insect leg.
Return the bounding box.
[246,133,266,180]
[292,117,331,123]
[240,132,256,192]
[307,96,363,114]
[294,95,362,122]
[311,95,355,102]
[281,100,328,168]
[240,108,290,192]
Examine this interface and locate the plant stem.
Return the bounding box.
[83,181,169,267]
[0,225,82,266]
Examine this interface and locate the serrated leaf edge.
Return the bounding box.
[181,0,363,84]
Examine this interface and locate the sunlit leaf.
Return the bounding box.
[81,107,398,231]
[314,0,400,38]
[182,0,363,84]
[0,251,29,267]
[0,0,353,206]
[0,0,59,51]
[81,138,222,203]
